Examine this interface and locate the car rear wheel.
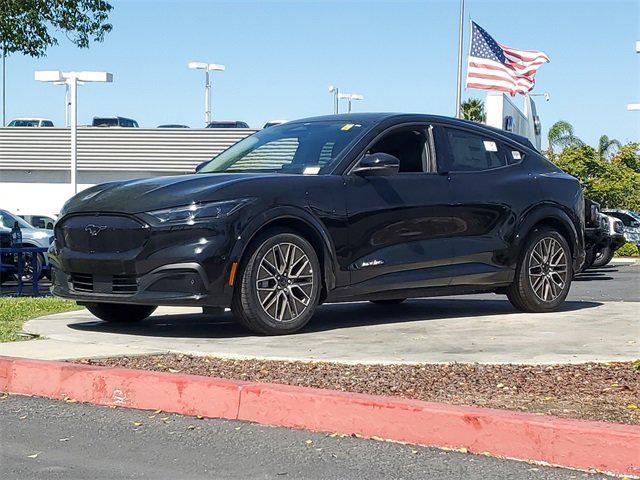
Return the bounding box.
[370,298,406,305]
[231,230,321,335]
[507,227,572,312]
[592,246,614,268]
[85,303,157,323]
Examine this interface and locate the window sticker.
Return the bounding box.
[483,140,498,152]
[511,150,522,160]
[341,123,355,131]
[303,166,321,175]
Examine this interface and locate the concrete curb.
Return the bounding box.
[1,356,639,476]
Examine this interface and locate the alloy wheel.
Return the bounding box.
[528,237,568,302]
[255,242,314,322]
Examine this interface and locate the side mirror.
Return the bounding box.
[195,161,208,172]
[353,153,400,177]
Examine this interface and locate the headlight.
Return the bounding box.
[147,199,252,225]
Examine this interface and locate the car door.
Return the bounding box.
[342,123,459,295]
[442,126,537,285]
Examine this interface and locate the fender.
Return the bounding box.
[228,205,339,292]
[515,202,583,268]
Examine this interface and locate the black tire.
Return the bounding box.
[85,303,157,323]
[231,229,321,335]
[370,298,407,305]
[582,246,596,271]
[507,227,573,312]
[592,246,614,268]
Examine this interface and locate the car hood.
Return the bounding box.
[61,173,275,215]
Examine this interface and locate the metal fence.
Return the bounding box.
[0,127,257,174]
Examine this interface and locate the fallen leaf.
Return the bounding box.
[234,427,241,431]
[496,383,504,389]
[154,409,162,414]
[132,421,143,427]
[19,414,27,420]
[27,453,39,459]
[305,439,313,445]
[196,415,204,420]
[59,437,71,442]
[411,449,418,454]
[186,425,196,430]
[626,405,638,409]
[168,368,181,373]
[160,417,170,422]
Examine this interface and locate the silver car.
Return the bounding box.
[0,209,54,281]
[602,209,640,246]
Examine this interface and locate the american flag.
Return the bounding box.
[466,21,549,96]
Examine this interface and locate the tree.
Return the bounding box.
[553,143,640,210]
[0,0,113,57]
[546,120,582,158]
[597,135,622,160]
[460,98,485,123]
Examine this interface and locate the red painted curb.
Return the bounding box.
[2,355,639,476]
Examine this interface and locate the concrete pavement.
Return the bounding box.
[1,263,638,364]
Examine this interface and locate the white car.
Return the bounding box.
[7,118,54,127]
[0,209,54,281]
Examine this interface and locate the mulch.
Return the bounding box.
[77,355,640,425]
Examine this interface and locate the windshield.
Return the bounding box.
[198,120,367,174]
[0,211,33,229]
[9,120,39,127]
[93,118,118,127]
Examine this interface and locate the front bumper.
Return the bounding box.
[49,212,238,307]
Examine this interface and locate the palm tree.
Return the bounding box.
[597,135,622,160]
[546,120,582,158]
[460,98,485,123]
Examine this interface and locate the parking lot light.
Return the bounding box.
[337,92,364,113]
[188,61,226,125]
[35,70,113,194]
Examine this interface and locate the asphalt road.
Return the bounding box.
[0,395,610,480]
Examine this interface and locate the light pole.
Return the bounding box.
[338,92,364,113]
[628,41,640,111]
[35,70,113,194]
[328,85,339,114]
[2,47,6,127]
[188,61,225,125]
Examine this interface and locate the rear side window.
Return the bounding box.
[445,128,508,171]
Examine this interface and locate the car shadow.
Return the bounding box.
[68,297,602,339]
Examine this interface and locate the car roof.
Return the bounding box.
[290,113,535,150]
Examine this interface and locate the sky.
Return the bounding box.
[3,0,639,147]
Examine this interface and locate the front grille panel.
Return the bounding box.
[57,214,148,253]
[112,274,138,294]
[71,273,93,292]
[70,272,138,295]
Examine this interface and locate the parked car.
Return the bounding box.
[8,118,54,127]
[19,214,57,230]
[589,215,626,268]
[50,113,585,334]
[206,121,250,128]
[263,120,288,129]
[602,209,640,247]
[0,209,53,281]
[0,229,15,284]
[92,117,139,128]
[157,124,189,128]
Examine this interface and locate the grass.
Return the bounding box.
[0,297,82,343]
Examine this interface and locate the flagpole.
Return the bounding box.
[455,0,464,118]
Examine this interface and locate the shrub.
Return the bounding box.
[614,242,639,257]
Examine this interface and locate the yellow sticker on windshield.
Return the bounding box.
[341,123,355,131]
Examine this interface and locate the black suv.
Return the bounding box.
[50,114,585,334]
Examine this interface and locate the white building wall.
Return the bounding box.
[0,127,256,216]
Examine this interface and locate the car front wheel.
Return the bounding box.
[85,303,157,323]
[231,230,321,335]
[507,227,572,312]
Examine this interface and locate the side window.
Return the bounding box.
[445,128,508,172]
[506,147,525,165]
[366,126,431,173]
